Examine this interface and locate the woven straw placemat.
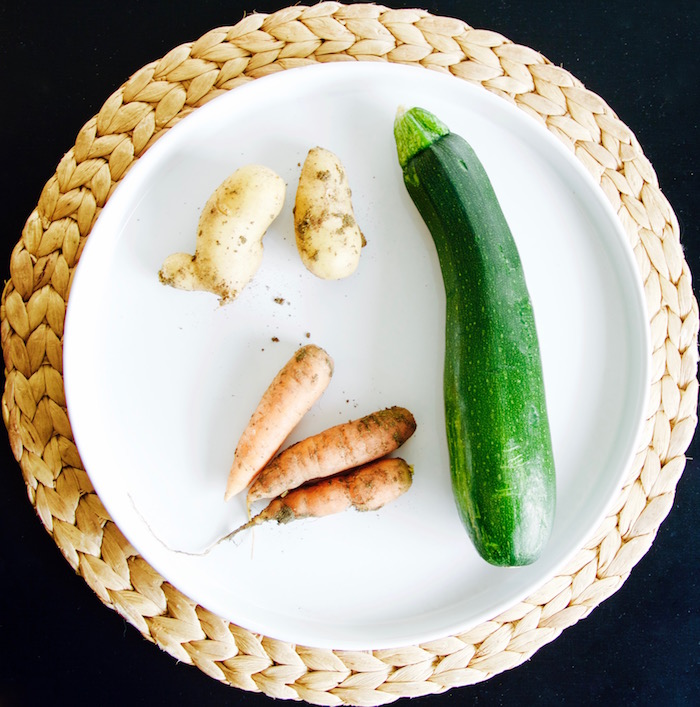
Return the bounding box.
[2,3,698,704]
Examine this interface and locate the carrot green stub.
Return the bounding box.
[394,106,556,567]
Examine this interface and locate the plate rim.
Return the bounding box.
[62,60,652,650]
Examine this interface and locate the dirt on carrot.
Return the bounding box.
[246,406,416,504]
[232,457,413,539]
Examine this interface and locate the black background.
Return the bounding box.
[1,1,698,705]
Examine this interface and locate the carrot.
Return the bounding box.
[229,457,413,539]
[224,344,334,501]
[246,406,417,504]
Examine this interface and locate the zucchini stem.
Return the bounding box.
[394,106,450,168]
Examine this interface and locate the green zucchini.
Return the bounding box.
[394,107,555,566]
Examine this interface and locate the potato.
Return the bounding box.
[159,164,285,304]
[294,147,365,280]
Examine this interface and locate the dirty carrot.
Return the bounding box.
[224,344,334,501]
[246,406,416,504]
[229,457,413,540]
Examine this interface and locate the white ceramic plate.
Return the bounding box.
[63,62,650,650]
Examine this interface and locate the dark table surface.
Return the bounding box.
[1,2,698,705]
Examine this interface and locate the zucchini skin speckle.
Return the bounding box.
[395,107,556,567]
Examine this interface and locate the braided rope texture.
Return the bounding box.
[2,3,698,704]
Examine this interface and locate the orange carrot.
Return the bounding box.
[246,406,416,504]
[230,458,413,538]
[224,344,334,501]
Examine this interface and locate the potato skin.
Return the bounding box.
[294,147,364,280]
[159,164,285,304]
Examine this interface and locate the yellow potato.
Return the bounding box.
[159,164,285,304]
[294,147,365,280]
